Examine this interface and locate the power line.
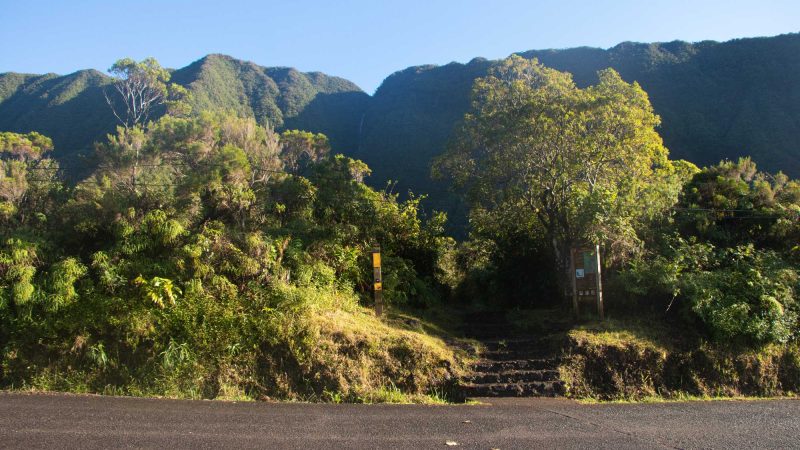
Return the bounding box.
[23,162,286,172]
[669,207,797,220]
[671,206,793,213]
[9,163,800,214]
[17,168,399,206]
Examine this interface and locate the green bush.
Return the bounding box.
[0,116,461,401]
[622,238,799,345]
[684,246,798,344]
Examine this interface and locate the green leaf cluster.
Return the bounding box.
[0,112,455,400]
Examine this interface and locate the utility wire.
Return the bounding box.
[669,207,798,220]
[18,165,400,202]
[8,163,800,215]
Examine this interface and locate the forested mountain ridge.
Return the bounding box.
[0,54,369,162]
[0,69,112,161]
[170,54,369,152]
[350,57,493,225]
[354,33,800,225]
[1,33,799,219]
[522,33,800,172]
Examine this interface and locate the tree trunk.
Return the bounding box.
[550,233,573,305]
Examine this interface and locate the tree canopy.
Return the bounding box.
[436,56,690,282]
[104,57,190,129]
[0,110,460,400]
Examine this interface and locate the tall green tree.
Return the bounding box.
[104,57,188,129]
[676,157,800,250]
[0,132,58,223]
[436,56,687,290]
[280,130,331,174]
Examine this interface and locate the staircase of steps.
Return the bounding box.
[459,311,567,398]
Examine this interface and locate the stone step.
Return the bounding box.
[460,381,566,398]
[462,327,514,339]
[480,349,553,361]
[463,329,570,341]
[472,358,559,372]
[463,311,508,323]
[463,369,561,384]
[481,339,544,351]
[481,336,567,350]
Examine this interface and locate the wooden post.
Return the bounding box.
[372,246,383,316]
[595,244,604,320]
[569,247,579,320]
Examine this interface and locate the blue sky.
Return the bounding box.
[1,0,798,93]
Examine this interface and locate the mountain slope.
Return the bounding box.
[522,34,800,172]
[353,33,800,229]
[170,54,369,152]
[0,69,113,161]
[351,58,493,225]
[1,33,799,231]
[0,55,370,162]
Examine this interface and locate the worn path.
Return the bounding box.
[0,392,798,449]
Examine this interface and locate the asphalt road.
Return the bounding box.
[0,393,798,449]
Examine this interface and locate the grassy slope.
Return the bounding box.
[9,302,472,404]
[560,316,800,401]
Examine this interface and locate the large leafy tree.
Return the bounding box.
[0,132,58,223]
[104,57,188,129]
[676,157,800,250]
[436,56,686,289]
[280,130,331,174]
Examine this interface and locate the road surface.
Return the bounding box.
[0,392,798,449]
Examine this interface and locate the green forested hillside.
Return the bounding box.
[3,54,800,403]
[170,54,369,153]
[2,33,800,229]
[0,55,369,164]
[353,34,800,230]
[0,70,112,162]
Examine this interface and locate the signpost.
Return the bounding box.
[570,245,604,320]
[372,246,383,316]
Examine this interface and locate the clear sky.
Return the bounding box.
[1,0,798,93]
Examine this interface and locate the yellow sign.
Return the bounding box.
[374,282,382,291]
[372,252,381,268]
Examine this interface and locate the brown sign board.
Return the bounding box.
[570,245,604,319]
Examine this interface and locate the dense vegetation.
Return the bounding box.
[2,42,799,402]
[0,113,464,401]
[623,158,800,345]
[2,33,800,235]
[435,56,800,351]
[0,54,368,164]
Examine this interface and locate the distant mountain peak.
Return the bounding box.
[0,54,370,160]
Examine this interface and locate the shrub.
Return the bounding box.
[622,238,799,345]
